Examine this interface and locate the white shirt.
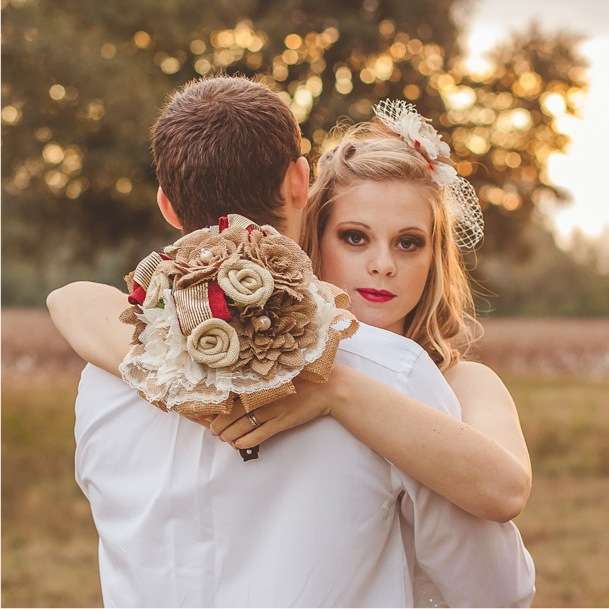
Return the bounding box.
[75,322,535,607]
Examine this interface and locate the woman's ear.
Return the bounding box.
[156,187,183,230]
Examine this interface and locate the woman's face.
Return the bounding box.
[319,179,434,335]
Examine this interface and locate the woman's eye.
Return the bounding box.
[398,236,421,251]
[340,230,366,246]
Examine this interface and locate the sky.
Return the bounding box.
[462,0,609,241]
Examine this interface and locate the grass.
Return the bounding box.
[508,377,609,608]
[2,380,102,607]
[3,375,608,607]
[2,311,609,606]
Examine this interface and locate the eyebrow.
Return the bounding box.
[336,221,428,233]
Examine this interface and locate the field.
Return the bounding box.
[2,309,609,607]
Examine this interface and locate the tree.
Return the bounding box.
[1,0,589,308]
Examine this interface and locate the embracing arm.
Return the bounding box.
[330,361,531,522]
[46,281,132,375]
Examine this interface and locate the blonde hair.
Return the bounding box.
[301,121,482,371]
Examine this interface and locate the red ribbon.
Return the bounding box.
[128,281,146,306]
[208,281,232,320]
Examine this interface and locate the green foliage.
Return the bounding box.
[476,222,609,317]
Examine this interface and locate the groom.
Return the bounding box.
[48,76,534,607]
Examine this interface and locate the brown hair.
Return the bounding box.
[151,75,301,233]
[301,122,482,370]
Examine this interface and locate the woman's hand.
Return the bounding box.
[208,371,345,449]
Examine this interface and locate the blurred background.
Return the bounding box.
[2,0,608,606]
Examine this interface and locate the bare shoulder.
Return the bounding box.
[444,360,515,413]
[47,280,124,305]
[445,360,504,387]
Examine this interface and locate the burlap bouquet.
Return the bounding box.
[118,214,358,422]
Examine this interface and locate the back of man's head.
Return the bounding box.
[151,76,302,232]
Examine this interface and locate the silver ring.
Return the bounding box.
[247,413,260,428]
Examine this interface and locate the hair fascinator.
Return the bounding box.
[118,213,358,461]
[373,99,484,250]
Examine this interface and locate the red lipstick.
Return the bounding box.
[356,288,397,303]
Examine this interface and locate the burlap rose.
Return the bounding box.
[143,271,170,308]
[231,291,317,378]
[246,230,313,300]
[217,256,275,307]
[186,318,240,368]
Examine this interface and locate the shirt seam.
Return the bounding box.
[402,348,427,390]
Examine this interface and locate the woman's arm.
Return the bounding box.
[215,359,532,522]
[47,283,533,521]
[328,363,531,522]
[46,281,132,375]
[446,360,532,510]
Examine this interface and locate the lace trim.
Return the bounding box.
[119,280,351,408]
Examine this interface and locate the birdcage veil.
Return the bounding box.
[373,99,484,250]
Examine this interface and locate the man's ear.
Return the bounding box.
[156,187,183,230]
[280,156,310,211]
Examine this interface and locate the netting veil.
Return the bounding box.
[373,98,484,250]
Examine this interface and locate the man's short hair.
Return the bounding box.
[151,76,302,232]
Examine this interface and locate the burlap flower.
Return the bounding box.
[168,227,248,290]
[246,230,313,300]
[119,304,146,345]
[217,255,274,307]
[231,291,318,378]
[186,318,240,368]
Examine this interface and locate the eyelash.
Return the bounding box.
[338,229,424,252]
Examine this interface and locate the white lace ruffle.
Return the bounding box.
[119,280,351,409]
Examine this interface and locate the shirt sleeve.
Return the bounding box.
[393,352,536,608]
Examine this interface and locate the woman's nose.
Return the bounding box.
[368,248,397,277]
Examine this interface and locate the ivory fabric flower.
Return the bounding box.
[143,270,171,308]
[431,161,458,186]
[395,113,450,160]
[374,99,451,161]
[186,318,240,368]
[246,230,312,300]
[217,256,275,307]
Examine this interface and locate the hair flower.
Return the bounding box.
[373,98,485,250]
